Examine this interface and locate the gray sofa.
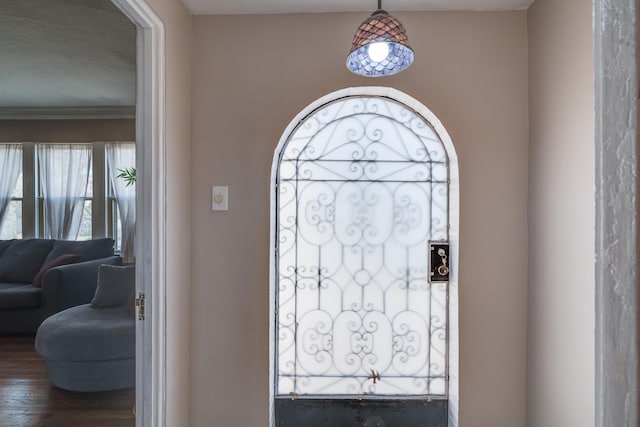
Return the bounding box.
[0,238,122,334]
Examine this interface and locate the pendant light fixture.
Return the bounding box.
[346,0,414,77]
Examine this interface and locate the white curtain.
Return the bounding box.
[0,144,22,230]
[38,144,92,240]
[106,143,136,261]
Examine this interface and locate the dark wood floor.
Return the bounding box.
[0,336,135,427]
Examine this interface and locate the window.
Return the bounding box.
[1,181,23,240]
[36,144,92,240]
[0,144,23,239]
[106,143,136,259]
[0,142,134,251]
[271,89,459,426]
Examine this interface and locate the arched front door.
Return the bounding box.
[270,87,459,426]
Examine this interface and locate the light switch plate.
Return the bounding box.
[212,186,228,211]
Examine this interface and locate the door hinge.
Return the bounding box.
[135,292,145,321]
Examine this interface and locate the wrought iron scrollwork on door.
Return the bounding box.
[276,95,450,398]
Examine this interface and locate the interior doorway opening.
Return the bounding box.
[0,0,166,425]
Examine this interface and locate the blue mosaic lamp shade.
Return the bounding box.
[346,9,415,77]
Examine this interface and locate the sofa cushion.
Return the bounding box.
[44,238,115,265]
[91,264,135,308]
[0,239,15,257]
[32,254,82,288]
[0,283,42,309]
[0,239,54,284]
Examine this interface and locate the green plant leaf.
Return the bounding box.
[117,167,136,187]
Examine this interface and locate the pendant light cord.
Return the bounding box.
[378,0,382,10]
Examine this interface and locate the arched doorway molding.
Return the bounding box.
[109,1,166,426]
[269,86,460,426]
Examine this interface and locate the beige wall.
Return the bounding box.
[142,0,193,425]
[190,11,529,426]
[0,119,134,142]
[526,1,595,426]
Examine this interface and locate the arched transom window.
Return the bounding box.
[271,88,458,425]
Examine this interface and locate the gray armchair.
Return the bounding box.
[35,264,136,392]
[40,256,123,319]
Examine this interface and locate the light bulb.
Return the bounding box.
[368,42,389,62]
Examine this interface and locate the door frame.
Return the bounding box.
[109,1,166,426]
[594,0,638,426]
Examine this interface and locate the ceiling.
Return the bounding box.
[183,0,535,15]
[0,0,136,118]
[0,0,534,118]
